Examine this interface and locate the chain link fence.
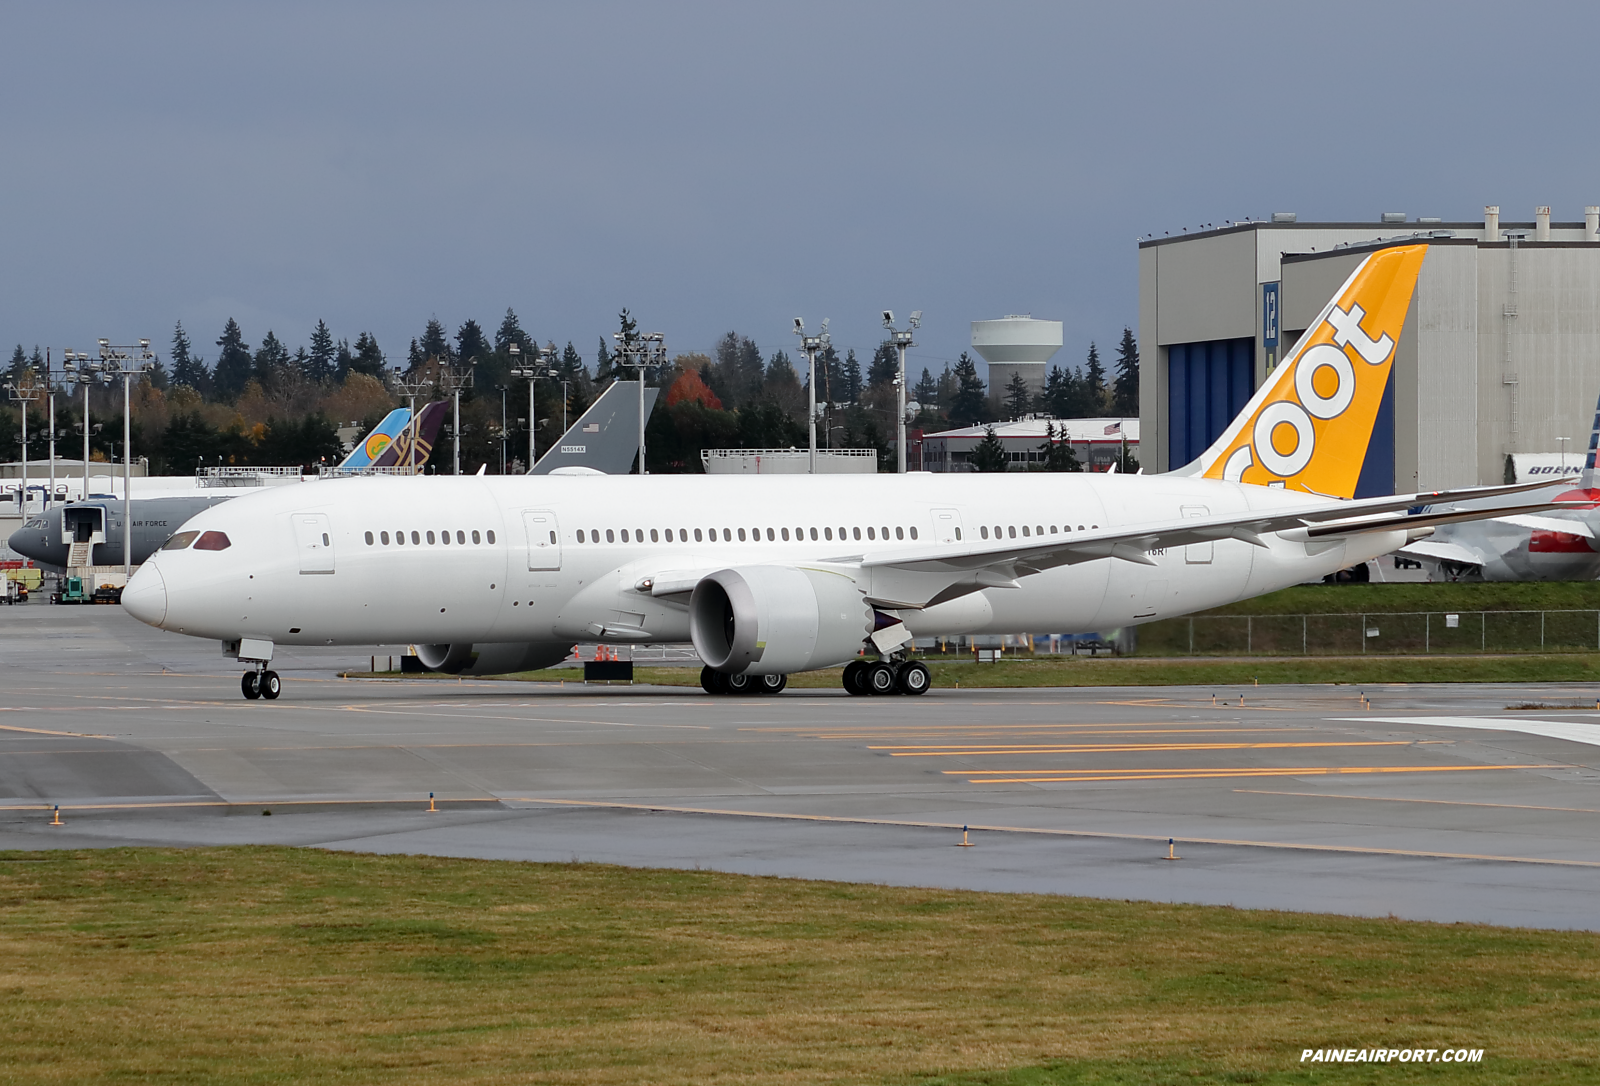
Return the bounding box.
[1138,610,1600,656]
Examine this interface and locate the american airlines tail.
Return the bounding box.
[1175,243,1427,499]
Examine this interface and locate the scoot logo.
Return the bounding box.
[1207,244,1425,499]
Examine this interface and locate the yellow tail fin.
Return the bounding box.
[1197,243,1426,498]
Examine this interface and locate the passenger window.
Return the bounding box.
[765,527,774,541]
[723,528,731,541]
[981,526,989,539]
[781,528,789,541]
[1008,526,1016,538]
[363,531,373,546]
[162,530,201,551]
[606,529,615,543]
[650,529,659,542]
[396,531,406,546]
[694,528,703,542]
[1022,526,1030,537]
[577,530,585,543]
[881,527,889,539]
[323,533,331,546]
[952,527,958,540]
[737,528,746,541]
[381,531,390,545]
[1077,525,1084,530]
[1049,525,1057,534]
[852,527,861,541]
[621,529,630,543]
[426,531,435,544]
[895,527,904,540]
[549,531,556,544]
[194,530,231,551]
[867,527,875,540]
[810,527,818,540]
[472,530,481,544]
[411,531,420,545]
[994,525,1002,538]
[438,531,447,545]
[1035,525,1043,536]
[635,528,643,541]
[457,531,465,544]
[486,530,495,544]
[825,527,833,540]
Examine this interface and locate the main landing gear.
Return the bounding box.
[241,670,282,701]
[700,666,787,695]
[842,658,930,696]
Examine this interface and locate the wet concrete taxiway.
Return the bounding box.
[5,603,1600,929]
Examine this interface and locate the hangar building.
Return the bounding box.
[1138,208,1600,491]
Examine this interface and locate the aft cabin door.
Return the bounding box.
[523,510,562,571]
[292,513,335,574]
[1182,505,1213,564]
[931,508,964,544]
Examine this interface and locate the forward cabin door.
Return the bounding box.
[931,508,965,544]
[292,513,335,574]
[523,510,562,571]
[1181,505,1213,564]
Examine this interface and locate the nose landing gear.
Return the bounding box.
[241,670,281,700]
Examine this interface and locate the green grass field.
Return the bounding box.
[1,848,1595,1084]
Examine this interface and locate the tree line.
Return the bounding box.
[3,311,1138,475]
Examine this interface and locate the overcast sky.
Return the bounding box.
[4,1,1598,382]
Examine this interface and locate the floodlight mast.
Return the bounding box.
[4,366,43,518]
[439,359,476,475]
[613,327,666,475]
[94,339,157,576]
[881,309,921,472]
[793,317,830,474]
[390,371,432,473]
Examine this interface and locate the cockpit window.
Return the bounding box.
[160,531,201,551]
[193,530,232,551]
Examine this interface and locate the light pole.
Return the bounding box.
[793,317,830,474]
[390,371,431,474]
[494,384,509,474]
[3,369,42,516]
[62,351,99,499]
[46,355,67,508]
[439,360,476,475]
[509,342,538,472]
[612,329,665,475]
[881,310,921,473]
[95,339,156,577]
[541,343,567,436]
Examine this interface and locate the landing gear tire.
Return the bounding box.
[842,660,870,696]
[241,672,261,700]
[896,661,931,696]
[260,671,282,700]
[700,665,720,694]
[866,662,898,695]
[724,672,754,695]
[756,673,787,694]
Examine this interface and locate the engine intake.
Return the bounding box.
[413,642,570,676]
[689,566,869,675]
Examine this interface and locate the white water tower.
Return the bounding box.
[971,315,1063,401]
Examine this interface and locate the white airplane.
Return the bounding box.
[1395,392,1600,581]
[122,242,1568,700]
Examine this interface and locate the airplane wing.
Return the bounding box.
[1494,513,1597,540]
[1397,539,1486,567]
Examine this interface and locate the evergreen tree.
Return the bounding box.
[213,318,253,399]
[335,339,356,381]
[1084,341,1108,413]
[252,330,290,387]
[1004,371,1032,419]
[970,425,1008,472]
[455,318,490,363]
[935,362,956,408]
[291,346,311,384]
[912,367,938,406]
[169,322,208,391]
[1038,421,1080,472]
[867,340,899,388]
[29,346,44,374]
[7,345,26,381]
[819,344,843,404]
[842,349,863,403]
[420,318,451,362]
[949,352,987,425]
[407,338,424,370]
[353,332,385,377]
[307,319,336,382]
[1112,326,1140,416]
[595,337,614,385]
[494,307,530,353]
[710,331,764,408]
[560,341,585,379]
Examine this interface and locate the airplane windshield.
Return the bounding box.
[160,531,201,551]
[193,531,232,551]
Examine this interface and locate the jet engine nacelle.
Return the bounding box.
[689,565,870,675]
[414,641,571,676]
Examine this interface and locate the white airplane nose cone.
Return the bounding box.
[121,564,168,627]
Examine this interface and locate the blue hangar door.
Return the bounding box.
[1166,338,1254,471]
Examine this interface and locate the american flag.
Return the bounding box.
[1103,421,1121,435]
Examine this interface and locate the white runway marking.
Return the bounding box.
[1351,716,1600,748]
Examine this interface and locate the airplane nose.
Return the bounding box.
[121,564,168,627]
[6,525,42,564]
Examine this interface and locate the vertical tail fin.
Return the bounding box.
[1582,390,1600,490]
[339,408,412,469]
[1196,243,1427,499]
